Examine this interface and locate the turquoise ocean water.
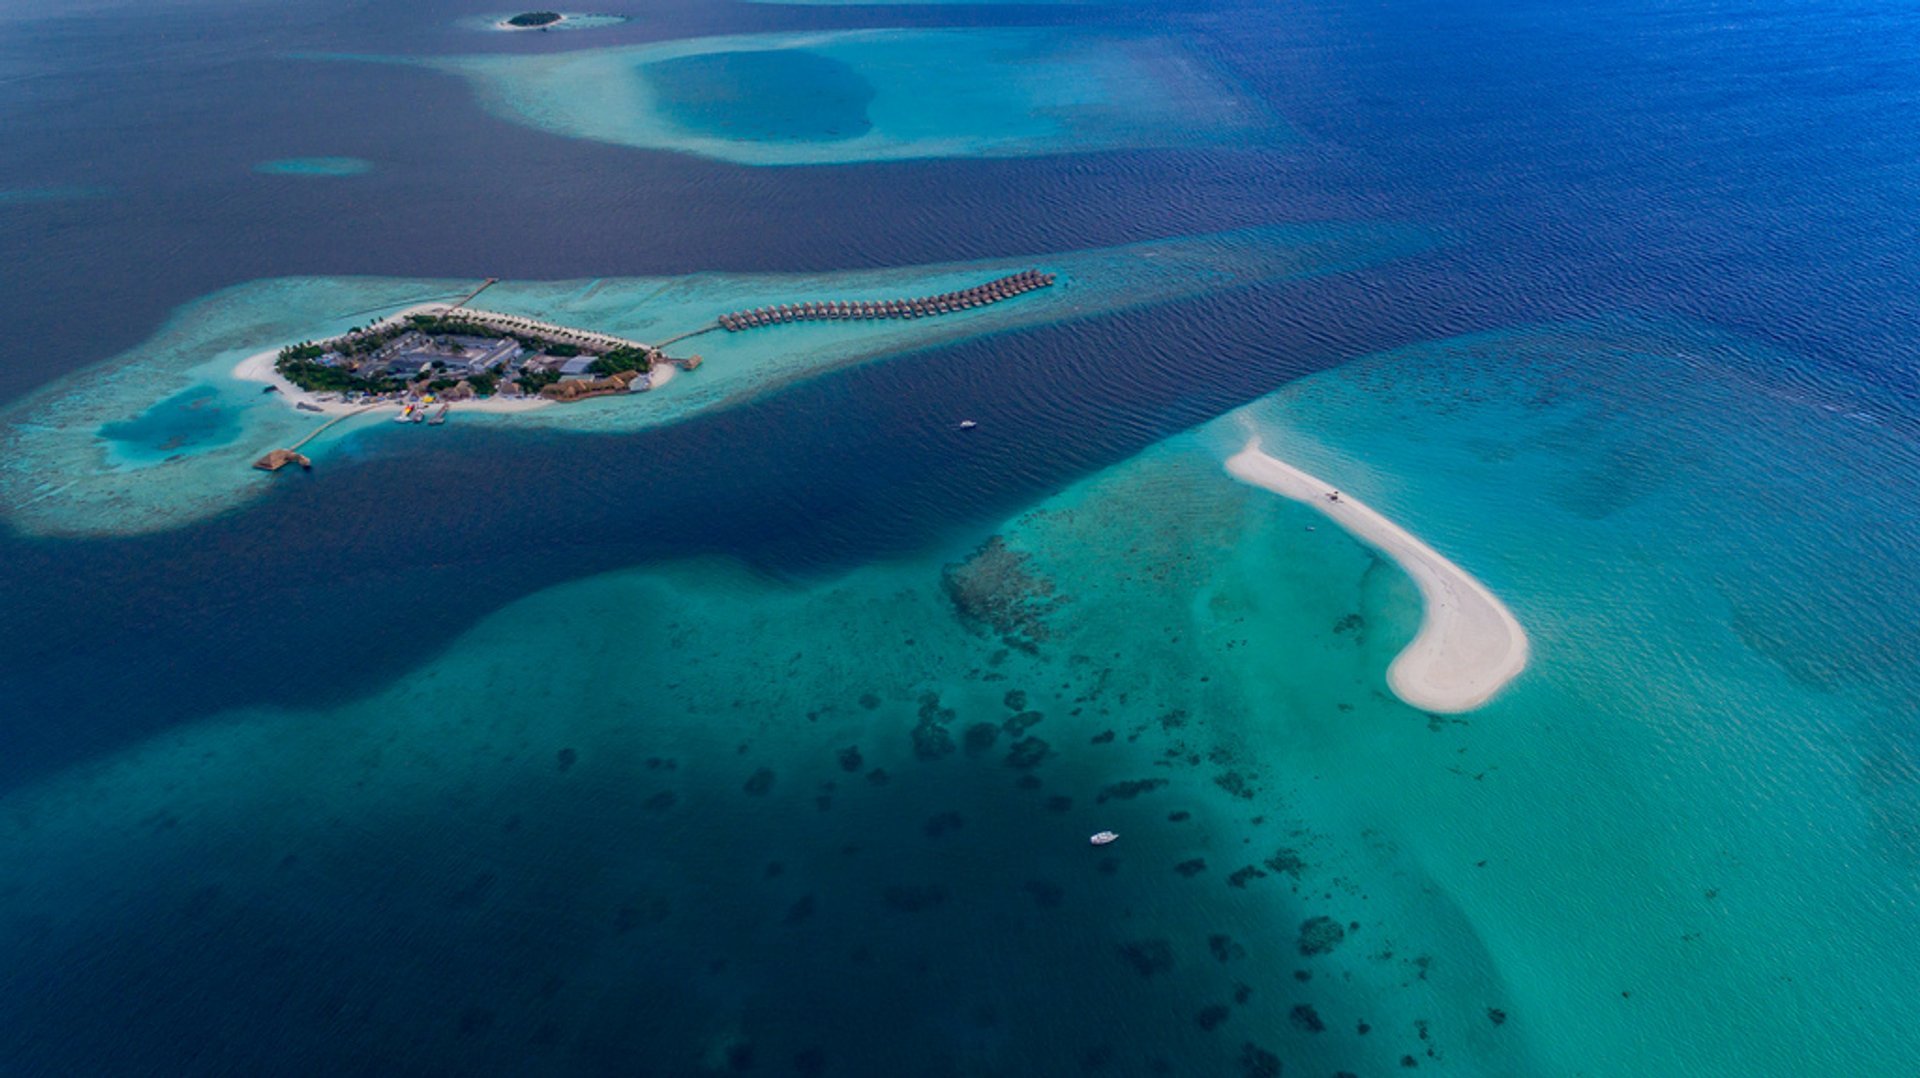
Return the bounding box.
[7,0,1920,1072]
[8,316,1918,1072]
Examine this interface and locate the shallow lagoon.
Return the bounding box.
[251,156,373,177]
[387,28,1273,165]
[97,384,241,464]
[0,223,1428,538]
[647,50,876,143]
[0,185,111,204]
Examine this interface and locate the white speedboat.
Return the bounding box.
[1090,831,1119,846]
[958,419,978,430]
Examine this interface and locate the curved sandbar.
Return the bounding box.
[1226,437,1528,712]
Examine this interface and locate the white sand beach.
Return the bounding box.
[1226,437,1529,712]
[225,299,693,418]
[230,348,556,417]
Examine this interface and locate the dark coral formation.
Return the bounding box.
[1214,771,1257,800]
[1289,1004,1325,1032]
[1208,934,1245,963]
[963,722,1001,753]
[1005,736,1052,770]
[1097,778,1167,803]
[837,745,863,772]
[941,536,1067,653]
[743,767,776,795]
[923,811,964,838]
[1024,879,1064,909]
[912,722,956,759]
[1002,710,1045,735]
[1195,1005,1230,1032]
[1298,915,1347,955]
[1227,865,1268,888]
[911,693,958,760]
[613,896,670,933]
[1263,847,1308,878]
[1175,858,1207,877]
[882,885,949,913]
[1117,938,1174,977]
[1238,1042,1282,1078]
[783,894,816,925]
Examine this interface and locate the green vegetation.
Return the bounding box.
[589,346,653,377]
[270,310,660,402]
[275,355,401,395]
[506,11,562,27]
[518,368,562,393]
[405,314,503,340]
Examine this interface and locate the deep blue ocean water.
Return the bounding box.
[6,0,1920,1073]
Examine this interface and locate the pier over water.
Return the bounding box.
[715,270,1055,332]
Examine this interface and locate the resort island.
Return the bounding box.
[268,307,682,409]
[504,12,564,29]
[244,271,1059,469]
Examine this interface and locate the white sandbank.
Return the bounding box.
[1225,437,1529,712]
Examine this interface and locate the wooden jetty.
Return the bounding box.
[446,277,499,312]
[713,270,1057,333]
[251,404,378,473]
[252,449,310,472]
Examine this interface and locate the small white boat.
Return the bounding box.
[958,419,978,430]
[1090,831,1119,846]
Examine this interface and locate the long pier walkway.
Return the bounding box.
[288,405,379,451]
[253,405,381,471]
[446,277,498,312]
[714,270,1055,333]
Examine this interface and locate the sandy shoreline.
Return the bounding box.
[226,299,685,418]
[1226,436,1529,712]
[227,298,581,421]
[230,348,557,417]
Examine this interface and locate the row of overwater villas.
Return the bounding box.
[716,270,1056,332]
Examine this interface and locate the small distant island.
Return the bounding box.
[505,11,564,28]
